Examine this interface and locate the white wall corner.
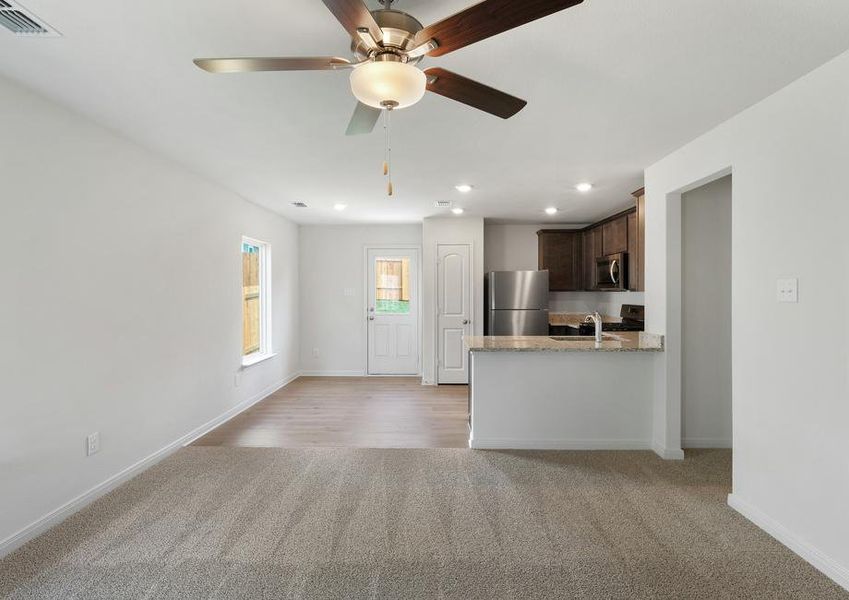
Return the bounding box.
[652,441,685,460]
[0,372,300,560]
[728,494,849,592]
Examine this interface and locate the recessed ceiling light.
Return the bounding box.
[333,203,347,211]
[452,207,465,215]
[455,184,473,193]
[545,207,558,215]
[575,182,593,193]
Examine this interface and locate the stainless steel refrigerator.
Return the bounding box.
[484,270,550,335]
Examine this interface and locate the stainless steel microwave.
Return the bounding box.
[595,253,627,290]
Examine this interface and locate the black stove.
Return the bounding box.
[578,304,644,335]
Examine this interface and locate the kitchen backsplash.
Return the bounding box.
[549,291,645,316]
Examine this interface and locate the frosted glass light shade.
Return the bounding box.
[350,61,427,110]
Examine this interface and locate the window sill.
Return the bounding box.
[241,352,277,368]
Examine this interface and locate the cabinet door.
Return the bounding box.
[582,229,595,290]
[538,231,583,291]
[602,215,629,255]
[627,211,638,290]
[582,227,602,290]
[636,194,645,291]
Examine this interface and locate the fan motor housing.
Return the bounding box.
[351,9,425,64]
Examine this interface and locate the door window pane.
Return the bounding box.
[375,257,410,314]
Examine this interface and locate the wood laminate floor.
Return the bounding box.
[193,376,470,448]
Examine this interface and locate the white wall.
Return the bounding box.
[645,50,849,589]
[298,224,422,375]
[484,223,555,272]
[0,75,299,553]
[484,223,645,317]
[681,176,732,448]
[422,217,485,384]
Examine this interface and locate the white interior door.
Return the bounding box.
[437,244,471,384]
[367,248,419,375]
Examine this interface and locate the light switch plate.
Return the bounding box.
[86,432,100,456]
[777,278,798,303]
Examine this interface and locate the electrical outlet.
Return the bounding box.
[312,348,320,358]
[777,278,798,303]
[86,432,100,456]
[343,287,354,297]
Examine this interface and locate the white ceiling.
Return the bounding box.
[3,0,849,224]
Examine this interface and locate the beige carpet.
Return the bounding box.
[0,448,845,599]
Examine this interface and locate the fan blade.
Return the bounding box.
[346,102,382,135]
[415,0,583,57]
[424,68,526,119]
[321,0,383,43]
[193,57,351,73]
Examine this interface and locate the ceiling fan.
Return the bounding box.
[194,0,584,135]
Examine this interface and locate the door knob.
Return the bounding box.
[368,316,375,321]
[462,319,470,325]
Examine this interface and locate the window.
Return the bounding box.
[374,257,410,315]
[241,237,271,365]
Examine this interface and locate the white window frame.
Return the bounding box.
[241,236,275,367]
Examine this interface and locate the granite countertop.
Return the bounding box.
[464,332,664,353]
[549,312,621,328]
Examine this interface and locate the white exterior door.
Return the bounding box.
[437,244,471,384]
[367,248,419,375]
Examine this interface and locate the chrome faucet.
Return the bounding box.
[584,311,603,342]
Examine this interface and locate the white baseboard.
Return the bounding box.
[682,438,732,449]
[0,371,299,560]
[652,441,686,460]
[299,370,365,377]
[470,437,652,451]
[299,371,424,378]
[180,371,300,446]
[728,493,849,592]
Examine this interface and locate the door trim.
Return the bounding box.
[363,244,422,377]
[435,241,474,385]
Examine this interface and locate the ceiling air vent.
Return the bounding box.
[291,202,308,208]
[434,200,453,209]
[0,1,60,36]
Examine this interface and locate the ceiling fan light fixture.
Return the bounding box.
[350,60,427,110]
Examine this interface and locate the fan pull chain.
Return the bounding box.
[383,106,393,196]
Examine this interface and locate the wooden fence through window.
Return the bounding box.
[242,251,260,354]
[376,258,410,301]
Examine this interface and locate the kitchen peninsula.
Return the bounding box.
[464,332,664,451]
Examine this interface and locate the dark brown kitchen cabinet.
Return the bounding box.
[631,187,646,291]
[627,210,638,290]
[602,215,629,255]
[537,230,583,291]
[581,226,602,290]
